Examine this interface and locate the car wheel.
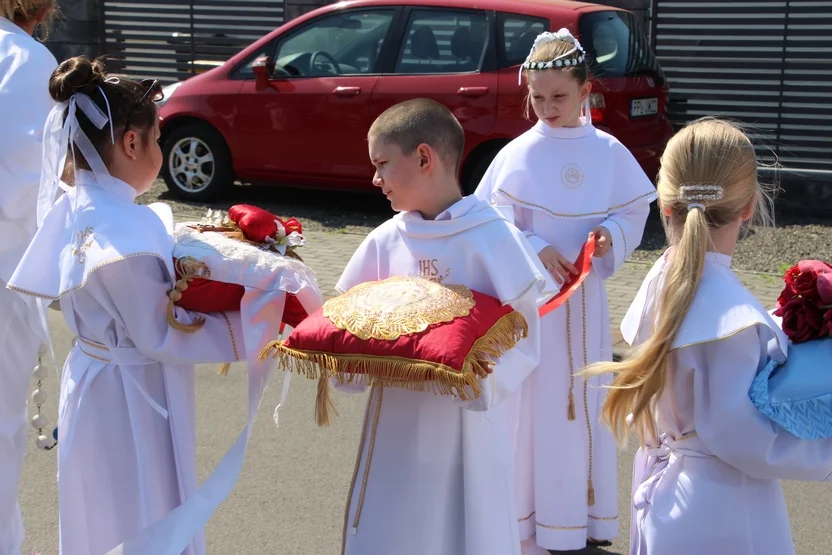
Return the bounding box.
[161,123,234,201]
[463,143,505,195]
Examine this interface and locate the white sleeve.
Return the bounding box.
[334,233,378,294]
[86,255,245,365]
[455,285,541,412]
[514,206,550,255]
[690,327,832,481]
[0,47,57,216]
[473,158,550,255]
[592,201,651,280]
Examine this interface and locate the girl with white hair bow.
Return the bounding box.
[7,56,253,555]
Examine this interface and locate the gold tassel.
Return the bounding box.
[587,478,596,507]
[567,391,576,421]
[166,298,205,333]
[218,363,231,376]
[315,376,337,427]
[258,310,530,425]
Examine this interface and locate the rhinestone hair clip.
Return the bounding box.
[679,184,725,202]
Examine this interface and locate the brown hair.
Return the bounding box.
[522,36,590,120]
[2,0,56,34]
[48,57,159,171]
[583,118,772,445]
[368,98,465,172]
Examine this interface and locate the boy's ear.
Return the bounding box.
[417,143,433,171]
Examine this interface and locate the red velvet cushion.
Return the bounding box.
[261,276,528,400]
[173,257,308,327]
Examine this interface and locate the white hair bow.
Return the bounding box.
[37,89,117,227]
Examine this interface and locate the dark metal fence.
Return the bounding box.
[651,0,832,176]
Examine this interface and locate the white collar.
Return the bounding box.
[0,17,30,37]
[75,170,139,203]
[433,195,479,221]
[533,117,594,140]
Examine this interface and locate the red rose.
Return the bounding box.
[825,308,832,337]
[774,286,796,313]
[783,265,800,294]
[791,260,832,302]
[819,271,832,305]
[779,297,825,344]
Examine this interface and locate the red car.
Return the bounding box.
[158,0,672,201]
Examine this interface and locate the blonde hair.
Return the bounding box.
[584,118,772,444]
[2,0,55,29]
[522,36,589,120]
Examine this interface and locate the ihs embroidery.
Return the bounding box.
[73,226,94,263]
[412,259,451,283]
[561,163,584,189]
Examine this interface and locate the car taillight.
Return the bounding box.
[589,93,606,124]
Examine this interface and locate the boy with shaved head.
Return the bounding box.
[335,98,557,555]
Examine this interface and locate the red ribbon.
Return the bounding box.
[538,235,596,318]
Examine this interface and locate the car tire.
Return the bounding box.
[463,143,506,195]
[161,123,234,202]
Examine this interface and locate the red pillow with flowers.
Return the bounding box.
[773,260,832,343]
[260,276,529,425]
[167,204,312,334]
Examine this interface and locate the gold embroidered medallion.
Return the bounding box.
[323,276,475,341]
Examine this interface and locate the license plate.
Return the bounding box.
[630,97,658,118]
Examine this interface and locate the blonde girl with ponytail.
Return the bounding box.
[584,118,832,555]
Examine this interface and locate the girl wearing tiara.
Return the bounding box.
[475,29,656,553]
[584,118,832,555]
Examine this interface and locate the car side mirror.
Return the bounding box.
[252,56,276,89]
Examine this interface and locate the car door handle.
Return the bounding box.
[457,86,489,97]
[332,86,361,96]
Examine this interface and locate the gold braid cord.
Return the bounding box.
[166,257,209,333]
[260,309,529,427]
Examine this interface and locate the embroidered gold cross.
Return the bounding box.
[73,226,94,263]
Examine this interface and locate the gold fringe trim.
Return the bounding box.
[260,311,528,425]
[588,479,596,507]
[218,363,231,376]
[567,391,576,421]
[315,376,337,427]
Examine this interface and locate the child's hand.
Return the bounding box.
[590,227,613,258]
[538,246,578,285]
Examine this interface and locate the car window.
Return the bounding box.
[394,9,489,75]
[273,10,395,77]
[499,13,548,67]
[579,10,665,84]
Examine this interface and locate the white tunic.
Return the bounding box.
[623,251,832,555]
[475,118,656,550]
[8,174,245,555]
[334,196,557,555]
[0,16,57,555]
